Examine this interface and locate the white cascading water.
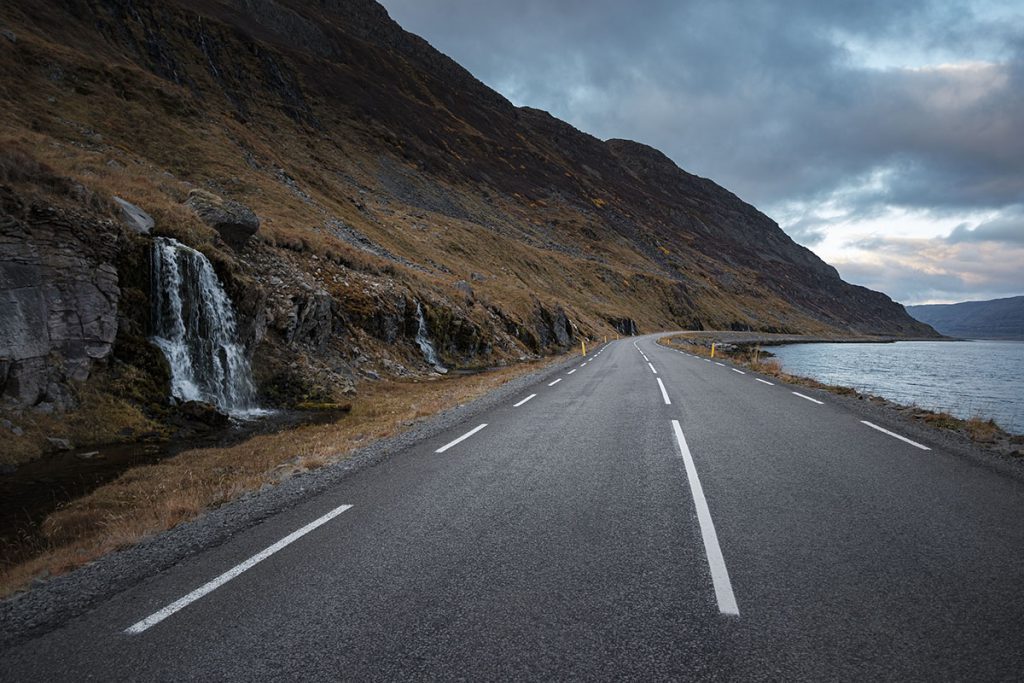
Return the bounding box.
[151,237,260,416]
[415,301,447,373]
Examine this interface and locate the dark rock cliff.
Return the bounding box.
[0,188,121,411]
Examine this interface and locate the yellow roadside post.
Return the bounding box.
[582,340,587,356]
[711,343,716,358]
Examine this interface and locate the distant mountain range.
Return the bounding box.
[906,296,1024,340]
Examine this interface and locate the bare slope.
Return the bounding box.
[0,0,935,443]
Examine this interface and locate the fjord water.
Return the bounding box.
[770,340,1024,434]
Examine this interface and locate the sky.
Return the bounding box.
[379,0,1024,305]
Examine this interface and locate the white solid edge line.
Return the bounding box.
[513,394,537,407]
[436,423,488,453]
[731,368,746,375]
[755,378,774,386]
[792,391,824,405]
[657,377,672,405]
[548,378,563,387]
[125,503,353,634]
[670,420,739,616]
[648,362,658,375]
[861,420,931,450]
[567,369,577,375]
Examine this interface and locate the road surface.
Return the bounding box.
[3,335,1023,680]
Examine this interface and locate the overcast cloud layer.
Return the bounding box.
[380,0,1024,304]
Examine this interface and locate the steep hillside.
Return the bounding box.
[0,0,935,457]
[907,297,1024,340]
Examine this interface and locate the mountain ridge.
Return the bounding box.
[0,0,935,450]
[907,296,1024,340]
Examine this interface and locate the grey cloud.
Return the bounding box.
[947,208,1024,244]
[381,0,1023,212]
[835,233,1024,303]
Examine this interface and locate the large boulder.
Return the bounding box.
[111,196,154,235]
[184,189,260,248]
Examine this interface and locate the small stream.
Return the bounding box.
[0,409,345,568]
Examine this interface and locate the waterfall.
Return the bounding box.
[415,302,447,373]
[151,237,260,416]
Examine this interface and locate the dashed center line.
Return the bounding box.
[648,362,658,374]
[567,369,577,375]
[755,378,774,386]
[513,394,536,407]
[714,362,725,366]
[436,423,488,453]
[581,362,588,367]
[670,421,739,616]
[731,368,746,375]
[792,392,824,405]
[861,421,931,450]
[125,503,354,634]
[548,378,562,387]
[656,377,672,405]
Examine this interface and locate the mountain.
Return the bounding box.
[0,0,935,433]
[907,297,1024,340]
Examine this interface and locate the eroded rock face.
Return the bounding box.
[531,303,574,349]
[0,193,121,410]
[184,189,259,248]
[607,317,639,335]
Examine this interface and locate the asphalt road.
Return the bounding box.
[3,335,1023,680]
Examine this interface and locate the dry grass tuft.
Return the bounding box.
[964,417,1000,443]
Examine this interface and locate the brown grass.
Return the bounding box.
[963,417,1000,443]
[0,357,563,597]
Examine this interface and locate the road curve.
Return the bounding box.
[3,335,1023,680]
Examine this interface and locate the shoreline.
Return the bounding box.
[666,330,960,346]
[660,332,1024,455]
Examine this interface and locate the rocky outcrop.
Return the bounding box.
[0,191,121,411]
[531,304,575,349]
[607,317,639,336]
[112,196,153,235]
[185,189,260,248]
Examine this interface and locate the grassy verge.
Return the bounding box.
[0,357,563,598]
[659,334,1024,453]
